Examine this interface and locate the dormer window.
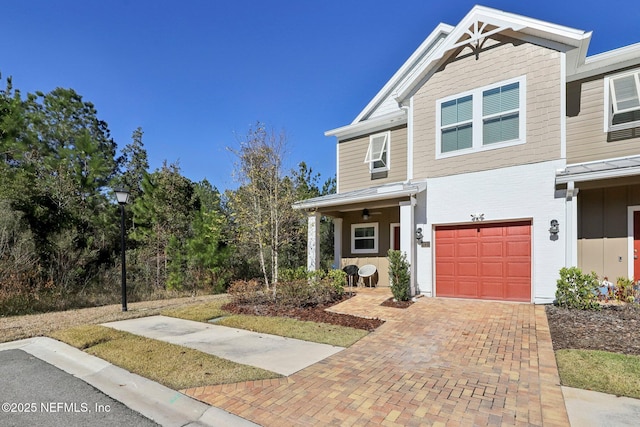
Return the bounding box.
[605,69,640,132]
[364,131,390,173]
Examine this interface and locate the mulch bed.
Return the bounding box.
[545,304,640,356]
[380,298,414,309]
[222,296,384,332]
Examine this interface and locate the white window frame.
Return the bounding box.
[604,68,640,132]
[351,222,379,254]
[364,131,390,173]
[435,75,527,159]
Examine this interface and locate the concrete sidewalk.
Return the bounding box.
[0,337,258,427]
[102,315,345,376]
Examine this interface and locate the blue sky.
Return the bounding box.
[2,0,638,190]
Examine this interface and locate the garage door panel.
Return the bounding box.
[480,241,503,257]
[480,281,504,299]
[481,261,504,277]
[436,221,531,302]
[457,281,479,297]
[436,261,455,276]
[438,242,456,257]
[506,240,530,257]
[457,242,478,256]
[480,226,504,237]
[437,279,456,297]
[507,261,531,278]
[457,262,478,276]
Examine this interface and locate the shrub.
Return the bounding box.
[554,267,600,310]
[388,249,411,302]
[227,279,267,305]
[228,270,345,308]
[279,267,308,282]
[615,277,637,303]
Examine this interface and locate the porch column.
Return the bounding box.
[399,199,417,296]
[333,217,343,269]
[565,182,579,267]
[307,210,321,271]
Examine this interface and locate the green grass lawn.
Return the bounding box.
[50,298,370,390]
[556,349,640,399]
[160,298,369,347]
[50,325,280,390]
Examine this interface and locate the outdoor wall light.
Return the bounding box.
[415,227,423,242]
[362,209,370,220]
[549,219,560,235]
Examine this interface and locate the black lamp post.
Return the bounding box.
[115,189,130,312]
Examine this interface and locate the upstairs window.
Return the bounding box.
[606,70,640,132]
[441,95,473,153]
[436,76,526,158]
[364,131,390,172]
[482,82,520,144]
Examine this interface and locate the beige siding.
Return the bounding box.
[338,126,407,193]
[566,76,640,163]
[340,257,390,287]
[412,37,562,178]
[577,185,640,279]
[341,207,399,258]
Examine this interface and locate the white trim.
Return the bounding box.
[560,51,567,159]
[569,42,640,82]
[293,181,427,211]
[351,222,379,255]
[556,165,640,184]
[627,206,640,280]
[353,24,453,124]
[364,131,390,173]
[336,143,340,193]
[603,67,640,133]
[435,75,527,159]
[406,98,414,180]
[325,110,406,140]
[390,223,400,251]
[394,5,589,103]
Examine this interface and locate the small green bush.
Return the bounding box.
[554,267,600,310]
[388,249,411,302]
[279,267,308,282]
[615,277,637,303]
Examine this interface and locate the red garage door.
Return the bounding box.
[435,221,531,302]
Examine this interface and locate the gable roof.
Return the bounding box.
[393,5,591,103]
[326,5,593,140]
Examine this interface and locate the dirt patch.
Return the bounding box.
[545,304,640,356]
[222,297,384,332]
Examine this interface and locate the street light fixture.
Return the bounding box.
[115,189,130,312]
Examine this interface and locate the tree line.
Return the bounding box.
[0,75,334,315]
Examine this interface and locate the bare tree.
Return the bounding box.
[228,122,295,289]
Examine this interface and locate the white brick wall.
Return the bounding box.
[415,159,566,303]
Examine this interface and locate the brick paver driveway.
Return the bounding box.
[183,289,569,426]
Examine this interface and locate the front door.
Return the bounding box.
[634,211,640,280]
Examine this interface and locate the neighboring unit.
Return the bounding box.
[293,5,640,303]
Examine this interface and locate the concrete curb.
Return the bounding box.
[0,338,259,427]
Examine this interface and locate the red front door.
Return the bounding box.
[634,211,640,280]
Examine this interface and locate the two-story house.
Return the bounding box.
[293,6,640,303]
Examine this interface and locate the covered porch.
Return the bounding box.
[556,155,640,281]
[293,181,426,293]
